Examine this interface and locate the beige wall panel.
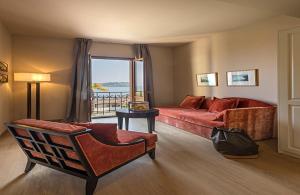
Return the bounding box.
[291,32,300,99]
[0,22,12,134]
[291,106,300,149]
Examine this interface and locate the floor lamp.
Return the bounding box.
[14,73,51,120]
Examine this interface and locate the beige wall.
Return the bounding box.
[0,22,12,134]
[173,38,212,103]
[12,37,174,120]
[149,46,174,106]
[173,15,300,104]
[12,36,74,120]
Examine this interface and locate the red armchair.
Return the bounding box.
[6,119,157,195]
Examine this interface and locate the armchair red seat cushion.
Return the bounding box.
[117,130,157,151]
[74,122,157,151]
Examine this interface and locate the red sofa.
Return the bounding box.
[156,97,276,140]
[6,119,157,195]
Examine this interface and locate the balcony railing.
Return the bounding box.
[91,91,144,118]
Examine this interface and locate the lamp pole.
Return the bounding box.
[36,82,40,120]
[27,82,41,119]
[14,73,50,120]
[27,82,32,118]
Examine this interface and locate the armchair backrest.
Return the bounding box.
[6,122,95,178]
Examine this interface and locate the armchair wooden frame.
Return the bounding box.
[6,123,155,195]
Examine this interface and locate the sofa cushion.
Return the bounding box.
[179,95,205,109]
[75,123,120,144]
[156,115,215,139]
[158,107,224,128]
[117,130,157,150]
[14,119,86,133]
[208,98,237,113]
[200,98,215,109]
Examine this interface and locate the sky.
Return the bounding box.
[91,59,130,83]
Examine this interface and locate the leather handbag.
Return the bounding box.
[211,127,259,157]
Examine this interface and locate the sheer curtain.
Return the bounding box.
[66,38,92,122]
[134,44,155,108]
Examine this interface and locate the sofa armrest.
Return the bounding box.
[223,107,276,140]
[75,133,146,176]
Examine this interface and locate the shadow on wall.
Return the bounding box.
[174,39,213,104]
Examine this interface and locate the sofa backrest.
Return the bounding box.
[6,119,94,178]
[223,97,274,108]
[200,97,273,109]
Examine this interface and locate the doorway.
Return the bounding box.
[278,27,300,158]
[91,57,144,118]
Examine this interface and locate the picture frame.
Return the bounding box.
[0,73,8,83]
[227,69,258,86]
[196,72,218,86]
[0,61,8,72]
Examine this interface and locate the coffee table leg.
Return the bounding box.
[125,117,129,130]
[118,117,123,129]
[147,117,155,133]
[152,117,156,131]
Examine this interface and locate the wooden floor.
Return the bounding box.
[1,118,300,195]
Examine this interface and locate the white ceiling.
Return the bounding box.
[0,0,299,44]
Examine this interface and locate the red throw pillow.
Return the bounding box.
[223,97,240,108]
[179,95,205,109]
[208,99,237,113]
[200,97,218,109]
[75,123,119,144]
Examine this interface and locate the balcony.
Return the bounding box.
[91,91,144,118]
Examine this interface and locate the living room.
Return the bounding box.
[1,1,300,195]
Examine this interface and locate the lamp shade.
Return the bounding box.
[14,73,51,82]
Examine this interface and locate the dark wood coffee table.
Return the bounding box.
[116,108,159,133]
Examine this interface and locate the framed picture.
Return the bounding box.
[227,69,258,86]
[0,73,8,83]
[196,72,218,86]
[0,61,8,72]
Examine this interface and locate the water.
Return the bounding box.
[93,87,129,93]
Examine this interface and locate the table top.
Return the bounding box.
[116,108,159,118]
